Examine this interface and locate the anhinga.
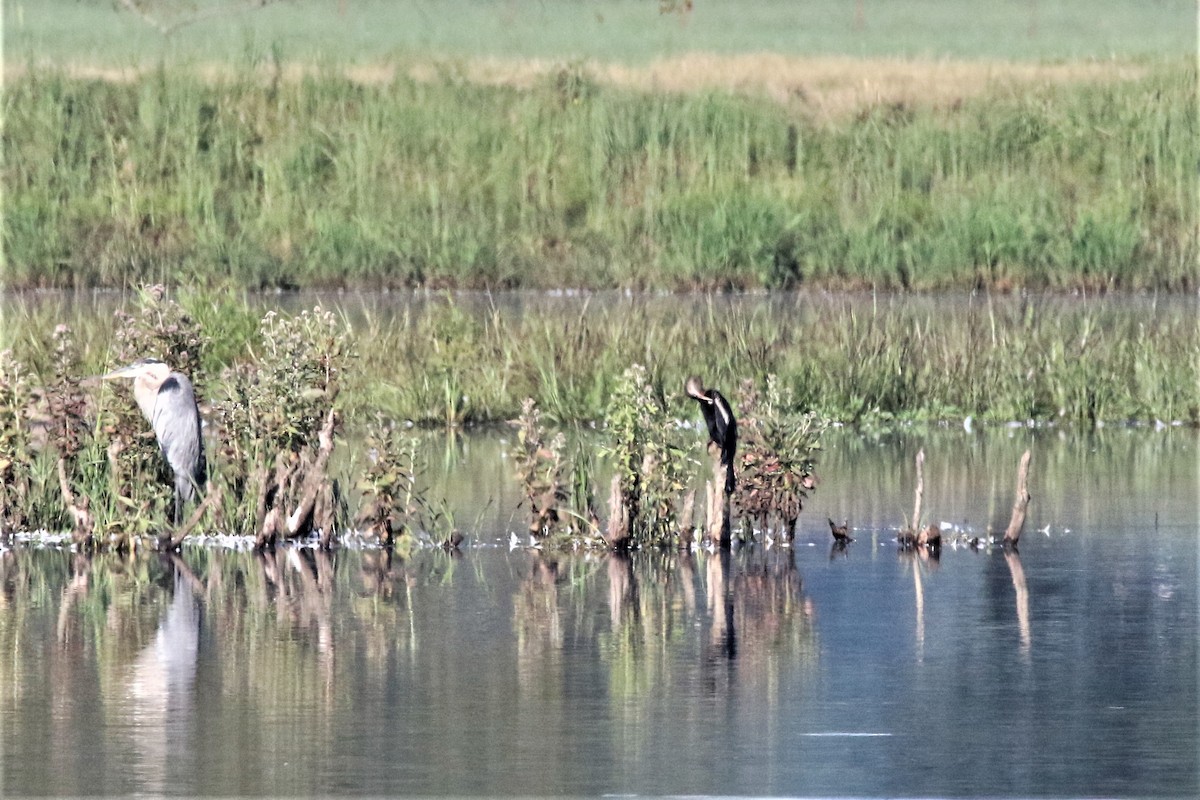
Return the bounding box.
[685,376,737,494]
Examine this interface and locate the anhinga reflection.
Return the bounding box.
[685,376,737,494]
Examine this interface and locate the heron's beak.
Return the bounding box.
[99,364,140,381]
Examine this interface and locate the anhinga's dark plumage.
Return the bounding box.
[685,376,737,494]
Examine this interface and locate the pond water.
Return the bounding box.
[1,426,1197,797]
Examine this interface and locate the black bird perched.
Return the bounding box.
[101,358,206,526]
[685,376,737,494]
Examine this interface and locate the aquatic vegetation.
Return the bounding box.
[509,367,823,550]
[355,423,419,546]
[735,376,827,541]
[0,289,1196,543]
[214,305,352,547]
[510,398,575,540]
[601,364,692,548]
[0,350,37,536]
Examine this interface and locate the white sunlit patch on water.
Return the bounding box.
[11,530,75,548]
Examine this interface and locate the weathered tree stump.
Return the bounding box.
[706,453,731,548]
[1003,449,1032,547]
[910,448,925,534]
[605,473,630,549]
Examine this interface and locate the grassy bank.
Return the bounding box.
[4,58,1194,292]
[4,291,1197,427]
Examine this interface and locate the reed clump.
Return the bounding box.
[4,59,1194,292]
[4,292,1196,432]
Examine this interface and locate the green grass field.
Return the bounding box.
[4,1,1194,65]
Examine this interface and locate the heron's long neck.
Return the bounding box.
[132,377,159,423]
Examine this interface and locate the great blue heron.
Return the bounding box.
[685,376,737,494]
[101,358,205,525]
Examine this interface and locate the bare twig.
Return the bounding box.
[158,483,221,551]
[116,0,171,34]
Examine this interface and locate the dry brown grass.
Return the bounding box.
[594,54,1150,119]
[389,54,1152,121]
[9,53,1148,121]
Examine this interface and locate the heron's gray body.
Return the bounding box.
[104,358,206,525]
[143,371,205,507]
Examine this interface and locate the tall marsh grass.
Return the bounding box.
[4,60,1195,292]
[5,292,1194,428]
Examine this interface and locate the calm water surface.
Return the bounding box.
[2,427,1196,797]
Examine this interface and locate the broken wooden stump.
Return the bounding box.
[1003,449,1033,548]
[254,408,340,549]
[910,447,925,534]
[706,454,731,548]
[605,473,631,550]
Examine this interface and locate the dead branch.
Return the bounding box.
[284,408,339,537]
[1003,449,1032,546]
[158,483,221,551]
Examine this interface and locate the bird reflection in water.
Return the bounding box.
[125,557,201,795]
